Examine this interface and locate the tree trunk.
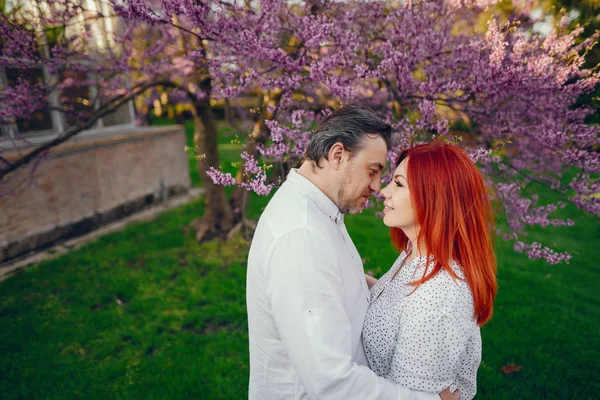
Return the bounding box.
[229,89,283,220]
[171,18,241,242]
[188,78,236,242]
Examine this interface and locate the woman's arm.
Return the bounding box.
[385,289,479,400]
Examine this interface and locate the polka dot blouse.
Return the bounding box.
[363,251,481,400]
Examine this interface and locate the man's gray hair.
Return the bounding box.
[305,105,392,168]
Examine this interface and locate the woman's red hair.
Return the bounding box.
[391,142,497,326]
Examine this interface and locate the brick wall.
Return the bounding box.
[0,125,190,263]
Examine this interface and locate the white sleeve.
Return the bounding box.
[385,286,478,399]
[267,228,439,400]
[454,330,481,400]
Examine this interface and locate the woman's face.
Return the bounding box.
[380,158,417,232]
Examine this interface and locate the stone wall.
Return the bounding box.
[0,125,190,263]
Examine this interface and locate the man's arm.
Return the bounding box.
[267,228,440,400]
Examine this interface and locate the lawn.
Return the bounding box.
[0,122,598,399]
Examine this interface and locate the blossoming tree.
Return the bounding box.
[1,0,598,263]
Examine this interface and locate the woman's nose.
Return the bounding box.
[380,184,391,198]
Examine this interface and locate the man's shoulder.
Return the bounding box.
[258,181,328,236]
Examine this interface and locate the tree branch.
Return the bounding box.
[0,155,13,167]
[0,79,171,181]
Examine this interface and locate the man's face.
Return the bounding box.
[337,135,388,214]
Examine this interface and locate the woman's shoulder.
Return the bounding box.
[414,260,468,289]
[434,260,469,287]
[408,260,475,315]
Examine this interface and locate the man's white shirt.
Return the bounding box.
[246,169,439,400]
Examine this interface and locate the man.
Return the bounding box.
[246,106,459,400]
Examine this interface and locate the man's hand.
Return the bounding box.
[440,387,460,400]
[364,273,378,289]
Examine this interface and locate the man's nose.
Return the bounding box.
[370,178,382,194]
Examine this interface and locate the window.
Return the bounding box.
[0,0,135,139]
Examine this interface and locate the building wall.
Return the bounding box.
[0,125,190,263]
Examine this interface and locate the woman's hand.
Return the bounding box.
[439,387,460,400]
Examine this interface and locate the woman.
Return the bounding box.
[363,142,497,400]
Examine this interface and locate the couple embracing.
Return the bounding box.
[246,106,497,400]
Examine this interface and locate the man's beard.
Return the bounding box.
[337,169,363,215]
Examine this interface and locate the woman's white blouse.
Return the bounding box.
[363,251,481,400]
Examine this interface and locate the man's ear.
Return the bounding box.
[328,142,345,170]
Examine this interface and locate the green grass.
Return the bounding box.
[0,200,252,399]
[1,122,599,399]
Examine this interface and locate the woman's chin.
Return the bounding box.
[382,217,404,229]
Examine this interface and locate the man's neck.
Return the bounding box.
[297,162,339,206]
